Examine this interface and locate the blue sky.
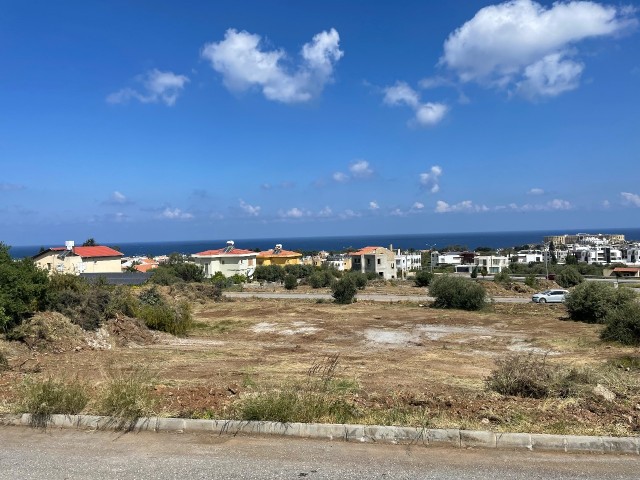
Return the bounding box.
[1,0,639,246]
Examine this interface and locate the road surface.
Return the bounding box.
[0,427,636,479]
[225,291,531,303]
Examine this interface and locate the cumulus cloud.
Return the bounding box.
[239,199,261,216]
[280,207,307,218]
[504,199,573,211]
[435,200,489,213]
[528,187,545,195]
[160,208,194,220]
[621,192,640,207]
[317,206,333,217]
[440,0,637,98]
[412,202,425,210]
[332,172,349,183]
[419,165,443,193]
[107,69,189,106]
[105,190,131,205]
[349,160,373,178]
[369,201,379,210]
[338,209,361,219]
[201,28,343,103]
[383,81,448,126]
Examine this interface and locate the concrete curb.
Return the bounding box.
[1,414,638,455]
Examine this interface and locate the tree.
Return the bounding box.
[470,266,478,279]
[555,267,583,288]
[0,243,50,331]
[429,276,487,311]
[331,276,357,304]
[565,254,578,265]
[414,270,434,287]
[284,274,298,290]
[549,242,558,264]
[480,266,488,278]
[82,238,97,247]
[565,282,636,324]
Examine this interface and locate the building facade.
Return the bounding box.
[192,241,257,278]
[33,241,123,275]
[350,246,396,280]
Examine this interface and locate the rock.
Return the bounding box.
[593,384,616,402]
[481,418,490,425]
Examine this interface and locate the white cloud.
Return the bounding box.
[107,69,189,106]
[339,209,361,219]
[435,200,489,213]
[160,208,194,220]
[528,187,545,195]
[201,28,343,103]
[280,207,306,218]
[383,81,449,126]
[239,199,261,216]
[332,172,349,183]
[349,160,373,178]
[108,191,130,205]
[602,199,610,208]
[507,199,573,211]
[419,165,443,194]
[440,0,636,98]
[621,191,640,207]
[412,202,425,210]
[317,206,333,217]
[390,208,406,217]
[547,198,572,210]
[369,201,379,210]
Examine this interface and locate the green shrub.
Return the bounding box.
[556,267,583,288]
[284,274,297,290]
[565,282,636,324]
[18,377,89,425]
[331,276,357,304]
[254,265,285,283]
[493,270,511,284]
[138,286,163,306]
[429,276,487,311]
[414,270,434,287]
[601,302,640,346]
[524,274,539,289]
[99,369,155,424]
[470,266,478,279]
[137,300,192,336]
[308,270,334,288]
[343,272,367,290]
[149,267,180,285]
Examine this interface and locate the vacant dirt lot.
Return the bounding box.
[2,296,639,435]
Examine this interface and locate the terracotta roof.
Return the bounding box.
[134,263,158,273]
[349,246,383,256]
[257,248,302,258]
[193,247,256,257]
[612,267,640,272]
[73,246,123,258]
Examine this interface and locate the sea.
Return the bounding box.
[8,228,640,259]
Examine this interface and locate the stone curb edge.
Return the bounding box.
[1,414,638,455]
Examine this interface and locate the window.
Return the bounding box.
[377,258,381,265]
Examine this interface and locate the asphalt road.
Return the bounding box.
[1,427,637,479]
[225,291,531,303]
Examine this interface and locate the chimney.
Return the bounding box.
[65,240,74,251]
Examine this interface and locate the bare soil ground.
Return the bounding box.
[1,296,639,436]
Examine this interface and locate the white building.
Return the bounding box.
[192,241,257,278]
[474,255,510,274]
[395,250,422,275]
[326,254,352,272]
[513,250,544,263]
[625,245,640,265]
[572,245,623,264]
[431,251,463,266]
[33,241,123,275]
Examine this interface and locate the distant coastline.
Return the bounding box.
[8,228,640,259]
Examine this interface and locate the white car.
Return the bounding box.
[531,289,569,303]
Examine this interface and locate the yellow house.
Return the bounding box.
[33,241,123,275]
[256,244,302,266]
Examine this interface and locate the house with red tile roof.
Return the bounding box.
[349,246,396,280]
[192,240,257,278]
[256,244,302,266]
[33,240,123,275]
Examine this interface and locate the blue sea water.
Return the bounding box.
[8,228,640,259]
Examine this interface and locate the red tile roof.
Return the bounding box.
[73,246,123,258]
[193,247,256,256]
[134,263,158,273]
[612,267,640,272]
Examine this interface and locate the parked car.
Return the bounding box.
[531,289,569,303]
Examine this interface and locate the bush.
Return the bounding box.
[343,272,367,290]
[254,265,285,283]
[18,377,89,425]
[138,286,164,306]
[429,276,487,311]
[565,282,636,324]
[284,274,297,290]
[99,369,155,425]
[524,274,539,289]
[470,267,478,279]
[414,270,434,287]
[137,300,192,336]
[601,302,640,346]
[308,270,334,289]
[486,353,554,398]
[556,267,583,288]
[493,270,511,284]
[331,277,357,304]
[149,267,180,286]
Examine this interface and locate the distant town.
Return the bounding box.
[31,232,640,282]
